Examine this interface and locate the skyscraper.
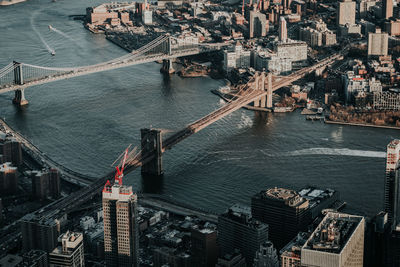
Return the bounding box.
[336,0,356,26]
[382,0,393,19]
[191,228,218,267]
[279,17,288,42]
[218,204,269,266]
[251,188,311,250]
[384,139,400,229]
[32,169,61,200]
[21,213,61,253]
[49,231,85,267]
[102,180,139,267]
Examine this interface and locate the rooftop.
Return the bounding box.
[220,204,267,230]
[302,212,364,254]
[257,187,309,208]
[0,255,22,267]
[51,231,83,255]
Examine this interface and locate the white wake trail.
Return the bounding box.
[286,148,386,158]
[31,10,55,55]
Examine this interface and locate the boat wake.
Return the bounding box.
[286,148,386,158]
[49,25,75,44]
[31,10,55,55]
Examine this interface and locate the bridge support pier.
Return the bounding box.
[253,72,267,108]
[141,128,163,176]
[12,61,28,106]
[161,59,175,74]
[13,89,28,106]
[266,73,273,109]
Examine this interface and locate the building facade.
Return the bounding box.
[103,182,139,267]
[191,228,218,267]
[274,41,308,62]
[251,188,311,250]
[218,204,269,266]
[373,92,400,110]
[337,0,356,26]
[250,11,268,38]
[223,43,251,72]
[49,231,85,267]
[0,162,18,195]
[301,212,365,267]
[384,140,400,229]
[368,29,389,56]
[253,241,279,267]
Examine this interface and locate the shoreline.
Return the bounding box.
[0,119,94,186]
[0,0,26,6]
[325,120,400,130]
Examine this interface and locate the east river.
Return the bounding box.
[0,0,398,217]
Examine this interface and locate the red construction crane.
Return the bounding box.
[115,148,129,185]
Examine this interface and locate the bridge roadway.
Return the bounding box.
[0,48,201,94]
[29,51,343,221]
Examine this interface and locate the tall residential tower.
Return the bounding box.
[384,139,400,229]
[103,180,139,266]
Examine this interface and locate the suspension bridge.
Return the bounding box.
[0,49,346,253]
[0,34,225,105]
[21,49,344,224]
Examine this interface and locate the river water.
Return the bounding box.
[0,0,397,217]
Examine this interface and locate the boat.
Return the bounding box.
[48,25,54,31]
[51,51,56,56]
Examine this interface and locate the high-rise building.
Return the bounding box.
[251,188,311,250]
[279,17,288,42]
[337,0,356,26]
[0,162,18,195]
[382,0,393,19]
[191,228,218,267]
[301,212,365,267]
[250,11,268,38]
[218,204,269,266]
[384,139,400,229]
[253,241,279,267]
[280,232,310,267]
[368,28,389,57]
[49,231,85,267]
[21,213,62,253]
[0,137,22,166]
[102,181,139,267]
[31,169,61,200]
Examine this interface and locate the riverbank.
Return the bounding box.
[0,119,94,186]
[325,120,400,130]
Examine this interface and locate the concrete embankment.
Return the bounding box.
[325,120,400,130]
